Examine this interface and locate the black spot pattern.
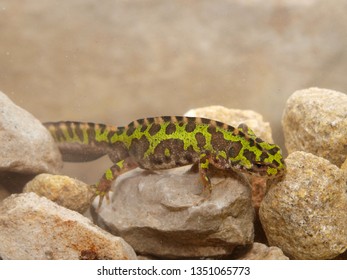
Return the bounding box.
[243,149,256,163]
[126,125,136,137]
[228,141,243,158]
[185,121,196,133]
[165,122,176,134]
[268,146,280,155]
[195,132,206,148]
[148,123,161,136]
[129,136,150,160]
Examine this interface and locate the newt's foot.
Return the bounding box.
[94,180,112,211]
[95,190,110,211]
[192,181,212,206]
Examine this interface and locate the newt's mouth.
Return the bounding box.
[243,161,286,178]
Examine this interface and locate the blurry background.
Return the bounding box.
[1,0,347,183]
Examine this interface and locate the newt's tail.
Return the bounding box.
[43,121,121,162]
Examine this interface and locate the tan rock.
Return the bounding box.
[0,91,62,175]
[0,193,136,260]
[185,106,274,142]
[282,88,347,167]
[96,166,254,258]
[260,151,347,259]
[236,242,289,260]
[24,174,96,213]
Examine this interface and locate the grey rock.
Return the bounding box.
[0,91,62,175]
[260,151,347,259]
[282,87,347,167]
[96,166,254,258]
[0,193,137,260]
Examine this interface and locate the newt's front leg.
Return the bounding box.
[95,157,138,209]
[198,152,213,198]
[198,151,232,199]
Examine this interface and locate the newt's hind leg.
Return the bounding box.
[95,157,138,209]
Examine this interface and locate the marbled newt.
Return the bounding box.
[44,116,285,207]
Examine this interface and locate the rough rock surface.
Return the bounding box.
[185,106,274,143]
[96,166,254,258]
[0,91,62,175]
[24,174,96,213]
[236,242,289,260]
[260,151,347,259]
[282,88,347,167]
[0,193,136,260]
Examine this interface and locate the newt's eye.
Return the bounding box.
[253,161,268,170]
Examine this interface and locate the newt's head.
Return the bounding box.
[226,124,286,178]
[247,142,286,178]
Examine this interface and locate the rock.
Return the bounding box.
[96,165,254,258]
[0,193,137,260]
[185,106,274,142]
[282,88,347,167]
[0,91,62,175]
[23,174,96,213]
[235,242,289,260]
[259,151,347,259]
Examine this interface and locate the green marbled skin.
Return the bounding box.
[44,116,285,206]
